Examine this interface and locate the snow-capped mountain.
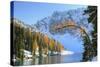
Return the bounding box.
[34,8,93,53]
[35,8,92,35]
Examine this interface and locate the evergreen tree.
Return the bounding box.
[83,6,97,61]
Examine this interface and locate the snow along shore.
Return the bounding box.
[61,50,74,55]
[23,50,74,58]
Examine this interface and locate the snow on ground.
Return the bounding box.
[61,50,74,55]
[23,50,74,59]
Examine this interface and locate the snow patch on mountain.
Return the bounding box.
[33,8,92,53]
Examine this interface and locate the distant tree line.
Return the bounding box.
[11,18,64,61]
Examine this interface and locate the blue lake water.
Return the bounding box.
[15,53,82,66]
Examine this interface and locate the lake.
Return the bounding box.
[14,53,82,66]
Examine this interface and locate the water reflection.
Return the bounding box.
[14,53,82,66]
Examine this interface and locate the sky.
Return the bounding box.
[11,1,88,53]
[11,1,87,25]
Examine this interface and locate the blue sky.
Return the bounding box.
[12,1,87,25]
[11,1,88,53]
